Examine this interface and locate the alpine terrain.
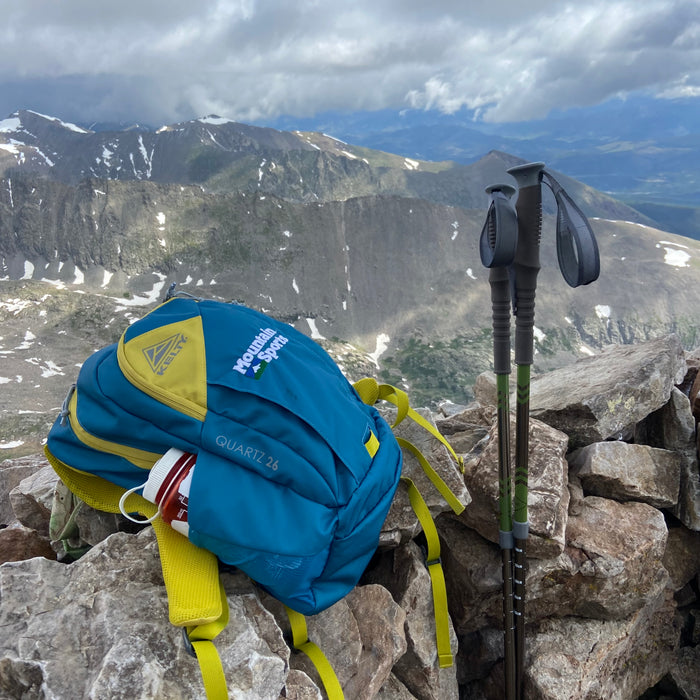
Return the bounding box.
[1,109,700,458]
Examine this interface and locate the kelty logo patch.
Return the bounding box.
[142,333,187,375]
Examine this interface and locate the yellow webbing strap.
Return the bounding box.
[352,378,461,668]
[185,578,230,700]
[150,517,223,626]
[353,378,465,514]
[402,477,453,669]
[377,382,464,475]
[395,437,465,516]
[44,447,230,699]
[285,606,345,700]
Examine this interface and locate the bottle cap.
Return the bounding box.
[143,448,193,505]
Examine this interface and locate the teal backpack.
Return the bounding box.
[45,292,464,699]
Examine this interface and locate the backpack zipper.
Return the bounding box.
[67,389,162,470]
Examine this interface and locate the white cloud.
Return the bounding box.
[0,1,698,124]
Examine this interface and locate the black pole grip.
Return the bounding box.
[490,266,512,375]
[507,163,544,367]
[480,185,517,269]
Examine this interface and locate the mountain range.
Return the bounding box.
[263,95,700,225]
[1,108,699,458]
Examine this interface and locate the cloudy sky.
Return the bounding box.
[2,0,699,127]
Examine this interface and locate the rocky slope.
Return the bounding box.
[2,175,700,458]
[1,335,698,699]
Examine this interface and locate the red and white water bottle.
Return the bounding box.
[119,447,196,537]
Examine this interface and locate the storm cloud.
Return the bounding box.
[1,0,699,125]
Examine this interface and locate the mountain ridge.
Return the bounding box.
[0,110,654,226]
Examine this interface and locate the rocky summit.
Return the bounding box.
[1,334,699,699]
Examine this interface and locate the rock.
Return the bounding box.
[567,474,585,516]
[438,516,502,636]
[472,371,499,407]
[9,464,59,535]
[268,584,407,700]
[664,645,700,700]
[442,494,669,644]
[691,609,700,646]
[284,669,323,700]
[339,586,408,700]
[455,626,503,687]
[528,496,669,622]
[0,523,56,564]
[0,528,290,699]
[637,387,700,530]
[662,524,700,592]
[380,406,471,547]
[435,403,492,456]
[376,673,418,699]
[365,541,459,700]
[457,411,570,559]
[529,335,687,448]
[0,455,46,527]
[524,589,680,700]
[568,442,681,509]
[436,400,471,418]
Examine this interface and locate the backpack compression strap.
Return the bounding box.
[352,379,464,668]
[402,476,454,668]
[353,378,466,501]
[44,447,230,700]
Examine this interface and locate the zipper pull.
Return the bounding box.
[60,384,76,425]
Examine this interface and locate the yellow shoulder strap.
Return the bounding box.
[285,606,345,700]
[45,447,229,699]
[184,577,230,700]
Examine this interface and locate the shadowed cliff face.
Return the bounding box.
[2,168,700,462]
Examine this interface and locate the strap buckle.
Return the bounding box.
[182,627,197,658]
[426,555,442,569]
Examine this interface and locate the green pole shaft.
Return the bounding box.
[497,364,516,700]
[490,263,516,700]
[514,363,530,699]
[514,364,530,525]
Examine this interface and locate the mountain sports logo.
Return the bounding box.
[142,333,187,375]
[233,327,290,379]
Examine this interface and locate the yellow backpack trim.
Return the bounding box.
[117,314,208,422]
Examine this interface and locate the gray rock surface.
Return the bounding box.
[530,335,687,448]
[568,441,681,509]
[457,410,570,559]
[524,589,680,700]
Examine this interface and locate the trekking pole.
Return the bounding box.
[479,183,518,700]
[505,161,545,700]
[505,163,600,699]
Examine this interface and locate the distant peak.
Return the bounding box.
[15,109,90,134]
